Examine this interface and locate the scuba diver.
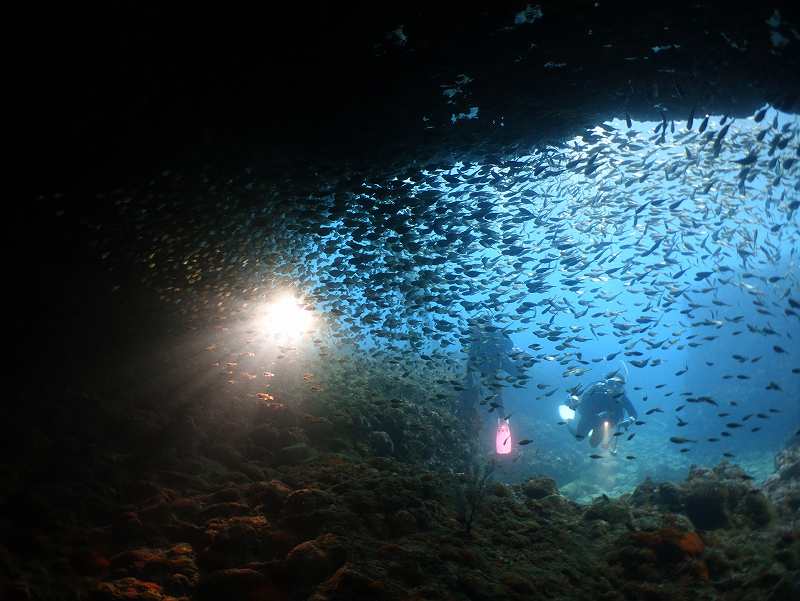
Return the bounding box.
[458,320,527,453]
[561,368,638,452]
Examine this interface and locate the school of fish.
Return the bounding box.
[104,104,799,459]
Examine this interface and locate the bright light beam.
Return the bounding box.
[259,293,315,339]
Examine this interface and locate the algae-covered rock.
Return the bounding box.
[368,431,395,457]
[386,509,417,536]
[282,488,347,537]
[302,415,336,446]
[196,568,273,601]
[764,434,800,515]
[630,478,683,511]
[251,479,293,512]
[199,515,279,571]
[92,577,172,600]
[198,501,251,521]
[286,533,347,588]
[522,476,558,500]
[459,571,507,601]
[201,442,243,469]
[656,482,683,510]
[310,563,394,601]
[108,544,198,592]
[276,442,314,465]
[741,491,774,527]
[489,481,511,497]
[248,424,282,451]
[583,496,631,525]
[704,547,732,580]
[611,526,706,585]
[684,482,730,530]
[283,488,336,515]
[630,513,660,532]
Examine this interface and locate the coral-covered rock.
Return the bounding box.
[286,533,347,588]
[489,481,510,497]
[125,480,163,504]
[283,489,336,516]
[276,442,313,465]
[252,479,293,512]
[108,544,198,595]
[282,488,351,537]
[763,435,800,515]
[203,487,243,504]
[630,478,683,511]
[612,527,707,585]
[280,427,311,448]
[583,496,631,525]
[386,509,417,536]
[198,502,252,521]
[742,491,774,527]
[202,442,243,469]
[309,564,393,601]
[368,431,394,457]
[704,548,732,580]
[684,482,730,530]
[522,477,558,500]
[195,568,277,601]
[631,528,705,559]
[199,516,279,571]
[302,415,336,446]
[92,577,172,601]
[71,547,111,576]
[459,571,506,600]
[342,488,381,513]
[680,462,762,530]
[439,543,482,568]
[249,424,282,451]
[169,496,203,520]
[500,570,536,595]
[655,482,684,511]
[112,511,147,544]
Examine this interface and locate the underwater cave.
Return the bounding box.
[7,2,800,600]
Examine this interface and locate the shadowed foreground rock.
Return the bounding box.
[2,395,798,600]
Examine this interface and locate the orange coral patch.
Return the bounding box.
[678,531,705,556]
[631,528,706,561]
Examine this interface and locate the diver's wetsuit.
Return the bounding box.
[459,329,523,421]
[571,380,638,446]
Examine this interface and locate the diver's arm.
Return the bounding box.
[501,353,524,377]
[623,394,638,419]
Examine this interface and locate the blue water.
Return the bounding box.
[107,106,799,498]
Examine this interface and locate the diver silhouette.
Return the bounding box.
[458,322,526,451]
[566,369,638,451]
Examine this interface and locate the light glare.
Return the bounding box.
[261,293,314,339]
[558,404,576,421]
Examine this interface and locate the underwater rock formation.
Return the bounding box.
[3,394,799,600]
[631,461,776,530]
[367,431,395,457]
[764,434,800,516]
